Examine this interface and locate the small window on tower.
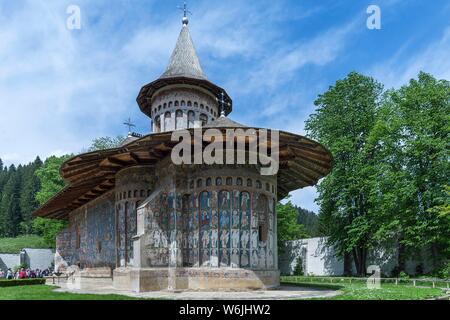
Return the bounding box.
[200,114,208,126]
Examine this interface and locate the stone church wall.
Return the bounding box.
[56,191,116,270]
[115,165,155,267]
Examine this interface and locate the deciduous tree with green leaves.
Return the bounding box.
[35,155,71,206]
[277,199,309,253]
[305,72,383,276]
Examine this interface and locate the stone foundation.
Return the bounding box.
[113,267,280,292]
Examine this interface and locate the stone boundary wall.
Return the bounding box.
[0,254,20,271]
[280,236,434,277]
[0,249,54,271]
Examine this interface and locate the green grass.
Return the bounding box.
[0,235,50,253]
[0,285,143,300]
[282,276,447,300]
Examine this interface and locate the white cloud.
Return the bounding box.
[370,26,450,88]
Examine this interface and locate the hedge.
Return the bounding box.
[0,279,46,287]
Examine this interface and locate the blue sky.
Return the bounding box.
[0,0,449,212]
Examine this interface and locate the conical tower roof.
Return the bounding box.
[136,17,233,118]
[160,25,207,80]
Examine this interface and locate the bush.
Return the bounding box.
[437,262,450,279]
[0,279,46,287]
[293,258,304,276]
[399,271,410,279]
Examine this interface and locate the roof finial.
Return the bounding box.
[178,1,192,26]
[218,92,227,117]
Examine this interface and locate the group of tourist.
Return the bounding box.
[0,268,51,279]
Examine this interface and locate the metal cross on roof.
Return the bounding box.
[178,1,192,25]
[123,117,136,133]
[218,92,229,117]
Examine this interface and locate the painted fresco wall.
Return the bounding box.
[115,166,155,267]
[137,165,277,271]
[55,191,116,270]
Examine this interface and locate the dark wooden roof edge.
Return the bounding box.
[38,125,332,219]
[136,76,233,117]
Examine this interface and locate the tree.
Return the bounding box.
[0,165,22,237]
[86,136,125,152]
[32,217,67,248]
[19,157,43,234]
[305,72,383,276]
[35,155,71,206]
[373,72,450,270]
[296,206,320,237]
[277,199,309,253]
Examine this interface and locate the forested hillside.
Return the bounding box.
[0,157,42,237]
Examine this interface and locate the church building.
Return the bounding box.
[34,13,332,292]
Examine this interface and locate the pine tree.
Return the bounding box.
[19,157,43,234]
[0,165,22,237]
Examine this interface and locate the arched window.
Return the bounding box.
[134,190,138,197]
[216,177,222,186]
[197,179,203,188]
[168,101,173,108]
[194,102,198,108]
[163,103,167,109]
[256,195,269,242]
[256,180,262,189]
[164,111,172,130]
[206,106,209,112]
[76,226,81,249]
[247,179,253,187]
[187,101,192,107]
[236,178,243,186]
[124,201,129,265]
[265,183,270,192]
[176,109,183,129]
[128,191,132,198]
[188,111,195,129]
[226,177,233,186]
[200,113,208,126]
[181,100,186,107]
[174,101,179,107]
[206,178,212,186]
[158,105,162,111]
[155,116,161,133]
[140,190,145,197]
[200,104,204,109]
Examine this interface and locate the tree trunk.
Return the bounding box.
[344,252,352,276]
[352,247,367,276]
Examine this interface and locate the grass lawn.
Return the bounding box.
[0,235,50,253]
[0,285,143,300]
[282,276,447,300]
